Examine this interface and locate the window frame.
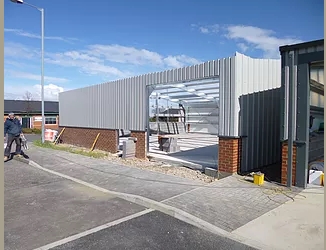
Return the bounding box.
[45,116,57,125]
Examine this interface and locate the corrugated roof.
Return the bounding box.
[4,100,59,114]
[279,39,324,53]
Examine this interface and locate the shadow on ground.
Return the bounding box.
[168,144,219,169]
[5,151,30,163]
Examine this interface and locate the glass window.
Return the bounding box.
[45,117,57,124]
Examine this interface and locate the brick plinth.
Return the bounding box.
[59,127,118,153]
[131,131,146,159]
[281,142,297,186]
[218,137,241,174]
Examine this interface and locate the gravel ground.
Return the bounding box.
[54,144,216,184]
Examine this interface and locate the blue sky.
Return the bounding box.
[4,0,324,101]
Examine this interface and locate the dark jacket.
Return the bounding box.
[4,118,22,137]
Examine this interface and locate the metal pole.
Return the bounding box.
[166,89,169,123]
[287,51,295,187]
[41,8,45,143]
[156,93,159,135]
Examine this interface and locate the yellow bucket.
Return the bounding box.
[253,173,264,186]
[320,173,324,186]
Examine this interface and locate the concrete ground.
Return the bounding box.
[5,154,257,250]
[147,133,218,169]
[6,144,324,250]
[232,185,324,250]
[5,160,145,250]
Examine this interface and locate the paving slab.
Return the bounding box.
[164,176,297,232]
[51,211,257,250]
[4,160,146,250]
[232,186,324,250]
[26,146,202,201]
[25,146,300,233]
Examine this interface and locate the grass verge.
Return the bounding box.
[33,140,108,159]
[22,128,42,134]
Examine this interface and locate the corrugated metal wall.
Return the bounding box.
[59,52,282,152]
[280,44,324,140]
[59,77,147,131]
[234,53,282,172]
[59,60,223,131]
[218,56,235,136]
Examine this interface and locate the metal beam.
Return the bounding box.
[153,86,220,95]
[153,81,219,90]
[146,77,219,87]
[298,51,324,65]
[310,79,324,96]
[310,105,324,115]
[145,86,151,153]
[295,63,310,188]
[287,51,295,187]
[279,39,324,53]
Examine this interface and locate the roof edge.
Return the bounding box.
[279,39,324,53]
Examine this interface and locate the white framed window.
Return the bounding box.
[45,117,57,125]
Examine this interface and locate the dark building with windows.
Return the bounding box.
[4,100,59,130]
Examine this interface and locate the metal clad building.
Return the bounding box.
[279,39,324,188]
[280,40,324,141]
[59,57,223,132]
[59,52,283,173]
[233,53,282,172]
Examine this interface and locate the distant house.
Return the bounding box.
[4,100,59,130]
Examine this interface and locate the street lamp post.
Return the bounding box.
[10,0,45,143]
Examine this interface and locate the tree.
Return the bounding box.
[23,91,33,117]
[23,91,33,101]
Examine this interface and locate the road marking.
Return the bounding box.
[33,209,154,250]
[27,159,275,250]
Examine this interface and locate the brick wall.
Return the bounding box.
[60,127,118,153]
[131,131,146,159]
[4,115,59,130]
[33,115,59,130]
[218,137,241,174]
[281,142,297,186]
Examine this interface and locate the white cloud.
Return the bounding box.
[5,40,201,79]
[192,24,219,34]
[45,51,129,78]
[34,83,65,101]
[45,44,201,77]
[224,25,303,58]
[199,27,209,34]
[4,41,38,59]
[237,43,249,52]
[163,55,202,68]
[5,28,78,43]
[87,44,163,66]
[192,23,303,58]
[5,83,66,101]
[5,70,70,84]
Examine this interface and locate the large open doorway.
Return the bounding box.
[307,60,324,187]
[309,61,324,163]
[145,77,219,170]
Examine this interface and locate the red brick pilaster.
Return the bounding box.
[281,142,297,186]
[218,137,242,174]
[130,131,147,159]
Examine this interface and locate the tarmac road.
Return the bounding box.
[5,159,256,250]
